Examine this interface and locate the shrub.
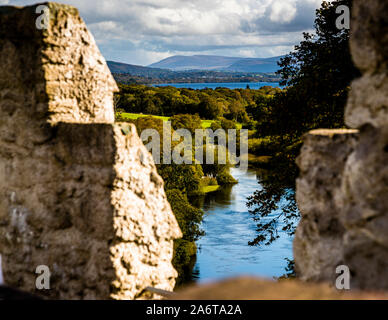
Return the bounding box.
[220,118,237,130]
[217,170,238,185]
[170,113,202,135]
[248,137,273,155]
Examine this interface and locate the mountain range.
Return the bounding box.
[148,55,284,73]
[108,54,283,75]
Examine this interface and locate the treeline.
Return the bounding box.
[112,72,280,85]
[116,83,281,126]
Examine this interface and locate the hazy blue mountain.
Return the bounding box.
[226,56,284,73]
[107,60,282,84]
[148,55,284,73]
[148,55,241,71]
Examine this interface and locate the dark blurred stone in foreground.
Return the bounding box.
[0,286,41,300]
[172,277,388,300]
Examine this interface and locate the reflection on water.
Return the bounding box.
[191,167,294,283]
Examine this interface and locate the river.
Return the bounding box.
[191,167,294,283]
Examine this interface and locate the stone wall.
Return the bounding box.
[294,0,388,291]
[0,3,181,299]
[294,129,359,284]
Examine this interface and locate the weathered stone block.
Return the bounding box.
[0,3,181,299]
[294,129,359,283]
[346,74,388,128]
[0,3,117,125]
[346,0,388,128]
[349,0,388,74]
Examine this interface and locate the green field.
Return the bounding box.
[117,112,242,129]
[118,112,213,129]
[200,185,220,194]
[118,113,170,122]
[200,119,213,129]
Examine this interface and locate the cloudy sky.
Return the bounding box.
[3,0,323,65]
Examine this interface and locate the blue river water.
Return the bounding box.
[191,167,294,283]
[152,82,281,90]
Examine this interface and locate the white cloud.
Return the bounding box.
[7,0,324,65]
[269,0,297,23]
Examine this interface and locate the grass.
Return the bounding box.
[201,119,213,129]
[117,112,242,130]
[248,154,272,168]
[200,185,220,194]
[118,113,170,122]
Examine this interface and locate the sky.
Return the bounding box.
[3,0,323,66]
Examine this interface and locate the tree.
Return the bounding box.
[199,95,223,119]
[129,116,205,285]
[226,100,248,123]
[275,0,359,133]
[248,0,360,247]
[220,118,237,130]
[167,189,204,243]
[170,114,202,135]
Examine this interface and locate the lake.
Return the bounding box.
[191,167,294,283]
[152,82,281,90]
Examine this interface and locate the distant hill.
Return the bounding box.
[107,61,174,77]
[148,55,241,71]
[226,56,283,73]
[148,55,284,73]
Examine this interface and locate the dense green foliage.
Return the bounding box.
[116,112,215,129]
[115,83,280,125]
[263,0,358,137]
[167,189,204,285]
[170,114,202,135]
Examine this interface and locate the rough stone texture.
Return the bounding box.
[346,0,388,128]
[0,3,117,125]
[0,3,181,299]
[294,129,359,283]
[295,0,388,291]
[346,74,388,129]
[339,0,388,288]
